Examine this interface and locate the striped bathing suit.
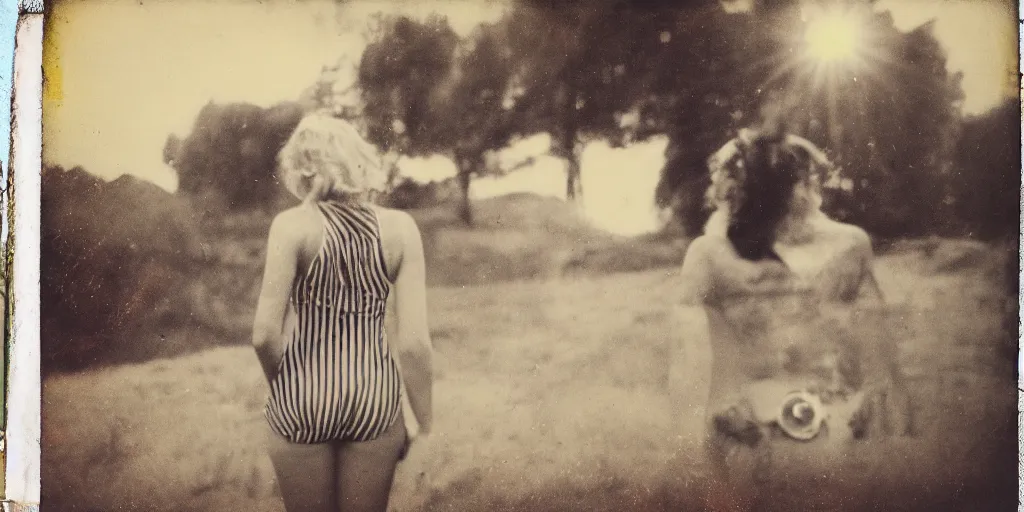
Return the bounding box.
[265,201,402,444]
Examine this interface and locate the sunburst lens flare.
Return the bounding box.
[805,13,862,63]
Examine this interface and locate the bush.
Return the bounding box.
[166,101,305,213]
[949,99,1020,240]
[41,166,204,372]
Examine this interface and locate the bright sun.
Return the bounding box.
[804,13,862,63]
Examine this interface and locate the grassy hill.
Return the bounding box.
[41,177,684,372]
[412,193,684,286]
[40,240,1017,511]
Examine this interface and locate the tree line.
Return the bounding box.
[165,0,1015,238]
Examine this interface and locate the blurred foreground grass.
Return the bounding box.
[41,237,1017,511]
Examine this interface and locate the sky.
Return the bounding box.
[43,0,1019,235]
[0,0,12,170]
[0,0,15,246]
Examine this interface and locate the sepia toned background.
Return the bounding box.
[40,0,1018,510]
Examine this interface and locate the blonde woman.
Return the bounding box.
[668,125,908,510]
[251,114,433,512]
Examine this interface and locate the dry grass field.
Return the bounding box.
[41,233,1017,511]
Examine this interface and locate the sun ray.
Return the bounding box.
[750,2,926,170]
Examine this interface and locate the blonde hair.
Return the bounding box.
[277,113,386,203]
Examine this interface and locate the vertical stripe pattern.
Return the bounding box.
[264,201,401,444]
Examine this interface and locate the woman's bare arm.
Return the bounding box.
[392,212,434,435]
[851,227,886,305]
[860,268,886,304]
[251,211,303,383]
[669,237,715,437]
[848,227,917,435]
[670,307,713,437]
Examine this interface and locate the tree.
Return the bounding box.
[435,21,521,224]
[789,12,964,237]
[359,5,650,220]
[805,14,964,237]
[358,15,519,224]
[502,1,636,202]
[165,101,305,212]
[617,0,778,234]
[358,15,460,155]
[950,98,1020,240]
[636,0,964,236]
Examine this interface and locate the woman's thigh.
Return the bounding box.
[336,412,408,512]
[265,427,336,512]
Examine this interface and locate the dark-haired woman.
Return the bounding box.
[668,127,910,510]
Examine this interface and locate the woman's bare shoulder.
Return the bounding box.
[684,234,776,272]
[818,218,872,252]
[368,206,424,279]
[684,234,733,261]
[369,205,426,264]
[270,205,320,237]
[265,205,324,259]
[370,205,420,238]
